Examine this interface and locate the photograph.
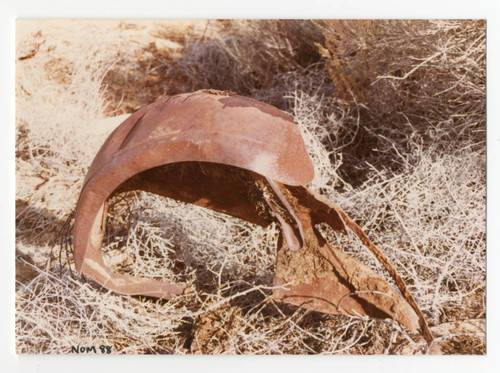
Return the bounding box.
[14,18,486,355]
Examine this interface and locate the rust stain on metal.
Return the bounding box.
[219,96,295,122]
[73,89,439,353]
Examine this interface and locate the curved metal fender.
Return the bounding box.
[72,90,430,346]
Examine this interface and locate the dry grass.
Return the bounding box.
[15,19,485,355]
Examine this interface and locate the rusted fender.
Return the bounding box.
[73,90,429,344]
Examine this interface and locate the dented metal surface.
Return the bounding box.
[74,90,436,349]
